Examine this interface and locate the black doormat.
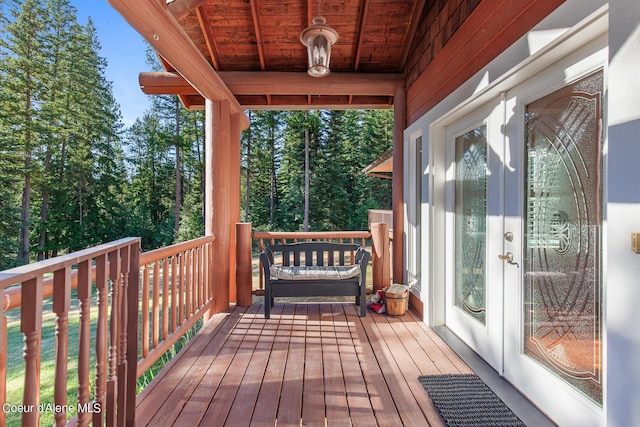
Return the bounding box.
[418,374,526,427]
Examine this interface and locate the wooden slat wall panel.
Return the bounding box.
[179,0,419,73]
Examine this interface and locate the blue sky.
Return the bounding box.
[72,1,151,127]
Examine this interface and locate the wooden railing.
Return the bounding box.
[235,223,391,305]
[137,235,215,376]
[1,238,140,427]
[0,235,215,426]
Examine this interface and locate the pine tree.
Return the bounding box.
[241,110,285,229]
[0,0,49,264]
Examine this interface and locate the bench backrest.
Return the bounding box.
[264,242,365,267]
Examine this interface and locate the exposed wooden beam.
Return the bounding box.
[177,94,393,111]
[237,95,394,110]
[249,0,266,70]
[139,71,405,96]
[196,6,222,70]
[107,0,249,128]
[167,0,208,21]
[353,0,371,71]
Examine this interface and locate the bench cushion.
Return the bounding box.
[270,265,361,281]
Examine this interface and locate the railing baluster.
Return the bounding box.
[142,263,150,357]
[171,255,178,331]
[191,248,196,314]
[107,248,121,427]
[162,257,169,340]
[77,260,91,426]
[21,276,43,427]
[94,253,108,427]
[153,261,160,349]
[191,248,196,312]
[197,248,204,309]
[53,266,71,427]
[194,247,199,310]
[193,248,198,312]
[186,249,192,317]
[178,252,184,326]
[118,246,130,427]
[198,246,204,309]
[258,239,264,291]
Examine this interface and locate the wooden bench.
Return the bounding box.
[260,242,370,318]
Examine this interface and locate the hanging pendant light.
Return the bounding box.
[300,4,338,77]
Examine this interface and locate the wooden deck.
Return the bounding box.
[135,303,472,426]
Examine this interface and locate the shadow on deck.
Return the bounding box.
[135,303,471,426]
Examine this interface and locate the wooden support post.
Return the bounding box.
[206,99,232,313]
[393,87,406,284]
[229,112,242,304]
[371,222,391,292]
[236,223,253,307]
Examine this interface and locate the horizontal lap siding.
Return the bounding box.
[405,0,564,125]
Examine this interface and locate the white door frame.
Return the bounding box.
[419,7,609,426]
[443,98,505,373]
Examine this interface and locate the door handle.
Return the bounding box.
[498,252,519,268]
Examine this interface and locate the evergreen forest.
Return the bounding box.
[0,0,393,270]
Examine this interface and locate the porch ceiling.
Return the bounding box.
[109,0,563,113]
[117,0,423,110]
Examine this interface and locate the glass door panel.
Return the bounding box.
[522,70,604,404]
[455,125,487,324]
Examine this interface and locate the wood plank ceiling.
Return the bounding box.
[142,0,423,110]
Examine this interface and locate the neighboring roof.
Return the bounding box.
[363,150,393,179]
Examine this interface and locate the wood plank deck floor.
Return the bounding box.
[135,303,473,426]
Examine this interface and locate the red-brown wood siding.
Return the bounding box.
[404,0,565,125]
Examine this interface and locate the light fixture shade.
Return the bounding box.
[300,16,338,77]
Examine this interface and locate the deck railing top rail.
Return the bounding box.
[0,237,138,291]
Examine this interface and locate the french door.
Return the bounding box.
[444,56,605,425]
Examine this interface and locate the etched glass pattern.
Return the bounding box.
[523,70,603,404]
[455,125,487,324]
